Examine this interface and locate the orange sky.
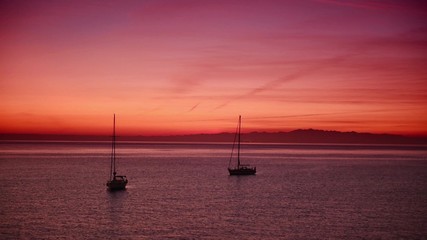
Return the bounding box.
[1,0,427,136]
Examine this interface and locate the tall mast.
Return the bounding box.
[113,114,116,177]
[110,114,117,180]
[237,115,241,167]
[109,115,113,179]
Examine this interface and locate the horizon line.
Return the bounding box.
[2,128,427,138]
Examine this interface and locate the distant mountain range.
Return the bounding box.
[1,129,426,144]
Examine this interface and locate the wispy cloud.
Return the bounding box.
[214,54,354,109]
[188,103,200,112]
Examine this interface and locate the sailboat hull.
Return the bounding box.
[107,180,128,191]
[228,167,256,175]
[107,176,128,191]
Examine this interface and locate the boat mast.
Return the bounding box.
[237,115,241,168]
[113,114,116,177]
[110,114,116,180]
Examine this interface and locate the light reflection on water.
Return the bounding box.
[0,141,426,239]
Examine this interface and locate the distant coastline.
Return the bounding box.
[1,129,426,145]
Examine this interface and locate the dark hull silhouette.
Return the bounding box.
[107,176,128,191]
[228,167,256,175]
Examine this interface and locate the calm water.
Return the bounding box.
[0,141,426,239]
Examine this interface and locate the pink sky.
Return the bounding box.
[1,0,427,136]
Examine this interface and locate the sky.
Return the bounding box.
[1,0,427,136]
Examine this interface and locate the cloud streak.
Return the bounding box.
[214,27,427,109]
[188,103,200,112]
[214,53,354,109]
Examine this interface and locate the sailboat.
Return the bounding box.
[228,115,256,175]
[106,114,128,191]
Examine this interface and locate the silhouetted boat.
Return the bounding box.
[228,115,256,175]
[106,114,128,191]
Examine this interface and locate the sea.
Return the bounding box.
[0,141,426,239]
